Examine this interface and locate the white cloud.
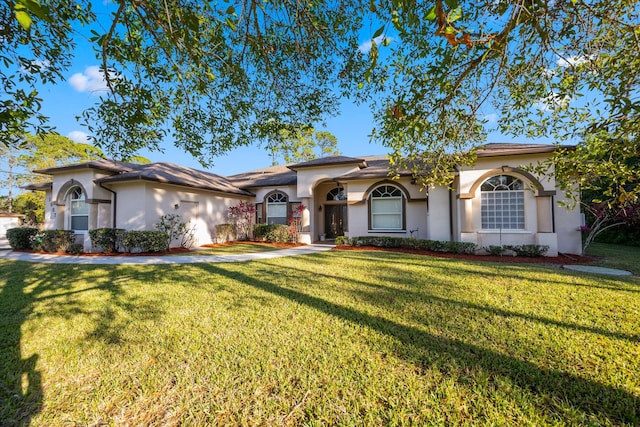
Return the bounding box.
[68,66,110,94]
[67,131,90,144]
[535,92,571,112]
[359,35,392,53]
[556,55,591,68]
[483,113,498,123]
[20,59,51,74]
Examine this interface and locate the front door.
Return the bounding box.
[324,204,347,238]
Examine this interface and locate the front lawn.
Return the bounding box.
[0,251,638,425]
[586,242,640,274]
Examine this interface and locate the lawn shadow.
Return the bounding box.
[195,262,639,424]
[0,262,47,425]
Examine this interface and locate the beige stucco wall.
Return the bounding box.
[341,178,428,240]
[455,154,582,255]
[114,182,253,247]
[295,165,361,198]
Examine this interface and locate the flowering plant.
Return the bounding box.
[228,201,256,240]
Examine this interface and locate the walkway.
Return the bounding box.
[0,244,335,265]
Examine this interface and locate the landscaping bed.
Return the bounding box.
[333,245,596,265]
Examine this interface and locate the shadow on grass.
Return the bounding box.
[196,262,639,424]
[0,263,45,426]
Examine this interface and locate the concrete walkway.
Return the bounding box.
[562,264,633,276]
[0,244,335,265]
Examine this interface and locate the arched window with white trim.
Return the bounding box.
[369,184,404,230]
[480,175,525,230]
[69,187,89,231]
[266,191,288,225]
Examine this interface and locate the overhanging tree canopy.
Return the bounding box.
[2,0,638,204]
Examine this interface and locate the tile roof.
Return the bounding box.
[475,143,559,157]
[96,162,254,196]
[34,159,142,175]
[287,155,367,170]
[227,164,298,188]
[336,157,413,180]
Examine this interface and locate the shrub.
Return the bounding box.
[228,201,255,240]
[67,243,84,255]
[485,245,506,256]
[443,241,477,254]
[215,223,237,243]
[30,230,75,253]
[264,224,291,243]
[507,244,549,257]
[334,236,350,245]
[347,236,477,255]
[253,223,276,240]
[89,228,126,253]
[122,230,168,253]
[154,214,194,249]
[6,227,38,250]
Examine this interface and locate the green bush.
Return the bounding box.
[215,223,236,243]
[67,243,84,255]
[264,224,292,243]
[122,230,168,253]
[6,227,38,250]
[30,230,75,253]
[334,236,350,245]
[485,245,506,256]
[347,236,477,255]
[253,223,276,240]
[506,244,549,257]
[89,228,126,253]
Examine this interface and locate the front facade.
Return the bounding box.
[27,144,583,255]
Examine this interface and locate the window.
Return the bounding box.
[326,187,347,201]
[266,191,288,225]
[480,175,525,230]
[69,187,88,231]
[369,185,404,230]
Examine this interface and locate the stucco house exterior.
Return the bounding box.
[26,143,583,255]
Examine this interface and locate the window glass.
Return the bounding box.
[370,185,403,230]
[480,175,525,230]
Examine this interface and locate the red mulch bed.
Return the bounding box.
[14,241,304,257]
[332,245,596,265]
[200,241,305,249]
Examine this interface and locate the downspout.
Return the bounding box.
[99,182,117,228]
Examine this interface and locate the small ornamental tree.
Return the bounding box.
[582,203,640,254]
[288,204,306,243]
[228,201,255,241]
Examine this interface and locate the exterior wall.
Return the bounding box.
[426,186,452,241]
[116,182,253,247]
[0,214,23,248]
[295,165,361,198]
[342,178,428,240]
[455,154,582,255]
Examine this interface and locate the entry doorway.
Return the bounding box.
[324,204,347,238]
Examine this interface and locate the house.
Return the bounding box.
[25,143,583,255]
[0,212,24,248]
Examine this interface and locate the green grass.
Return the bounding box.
[586,242,640,274]
[1,251,638,426]
[170,242,285,256]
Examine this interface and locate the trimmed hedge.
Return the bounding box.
[89,228,126,253]
[264,224,292,243]
[505,244,549,257]
[6,227,38,250]
[346,236,477,255]
[215,223,236,243]
[31,230,75,253]
[122,230,168,253]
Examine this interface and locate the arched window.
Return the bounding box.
[69,187,89,231]
[326,187,347,201]
[480,175,525,230]
[266,191,288,225]
[369,185,404,230]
